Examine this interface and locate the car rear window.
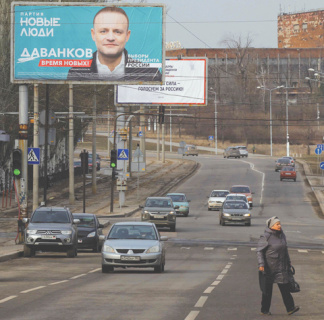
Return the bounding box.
[282,166,295,171]
[211,191,229,197]
[168,195,186,202]
[231,186,250,193]
[31,210,70,223]
[278,159,290,164]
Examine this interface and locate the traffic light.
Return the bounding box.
[159,105,165,124]
[80,150,89,174]
[12,149,22,178]
[110,149,117,168]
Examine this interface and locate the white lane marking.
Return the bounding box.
[241,159,265,205]
[181,247,191,250]
[216,275,224,280]
[204,287,215,294]
[221,269,228,274]
[88,268,101,273]
[232,255,237,256]
[194,296,208,308]
[70,274,87,280]
[251,248,257,251]
[322,251,324,254]
[225,264,231,269]
[212,280,221,286]
[227,248,237,251]
[184,311,200,320]
[0,296,17,303]
[49,280,69,286]
[204,247,214,250]
[20,286,46,293]
[298,249,308,253]
[230,257,235,259]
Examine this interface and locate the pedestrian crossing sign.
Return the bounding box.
[118,149,129,160]
[28,147,40,165]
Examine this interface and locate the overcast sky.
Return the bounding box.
[147,0,324,48]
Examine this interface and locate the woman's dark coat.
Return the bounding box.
[257,227,291,284]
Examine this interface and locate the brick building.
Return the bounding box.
[278,9,324,48]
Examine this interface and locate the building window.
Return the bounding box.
[293,24,300,33]
[302,23,307,31]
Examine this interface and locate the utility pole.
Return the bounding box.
[43,85,49,205]
[33,84,39,211]
[69,84,75,204]
[92,86,97,194]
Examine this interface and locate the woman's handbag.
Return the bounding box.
[288,266,300,293]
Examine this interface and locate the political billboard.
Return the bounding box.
[11,2,165,84]
[115,58,207,106]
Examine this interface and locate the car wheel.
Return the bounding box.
[250,203,253,208]
[24,245,35,257]
[170,225,176,232]
[67,245,77,258]
[221,219,225,226]
[93,241,100,253]
[246,222,251,226]
[154,262,164,273]
[294,178,296,182]
[280,177,282,181]
[184,212,189,217]
[102,265,114,273]
[208,208,211,211]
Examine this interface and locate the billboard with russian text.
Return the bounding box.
[11,2,165,84]
[115,58,207,106]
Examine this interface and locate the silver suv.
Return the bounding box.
[23,207,79,258]
[140,197,178,232]
[223,147,241,159]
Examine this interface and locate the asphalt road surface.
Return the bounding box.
[1,154,324,320]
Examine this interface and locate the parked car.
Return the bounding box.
[207,190,230,211]
[183,145,198,156]
[140,197,178,232]
[275,158,293,171]
[100,222,167,273]
[230,185,253,207]
[225,193,249,206]
[236,146,249,158]
[88,153,101,171]
[72,213,104,252]
[219,200,251,226]
[166,193,190,216]
[74,160,82,175]
[280,166,297,182]
[22,206,79,258]
[223,147,241,159]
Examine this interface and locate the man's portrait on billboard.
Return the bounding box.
[67,7,162,81]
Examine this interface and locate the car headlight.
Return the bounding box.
[244,213,251,217]
[144,210,149,214]
[146,245,160,253]
[61,230,72,235]
[103,245,115,253]
[223,213,231,217]
[87,232,96,237]
[27,229,37,235]
[169,211,175,215]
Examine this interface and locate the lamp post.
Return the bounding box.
[257,85,283,157]
[209,89,217,155]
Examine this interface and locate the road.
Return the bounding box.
[1,154,324,320]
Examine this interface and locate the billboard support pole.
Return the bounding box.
[33,84,39,211]
[157,114,160,160]
[69,84,75,204]
[162,123,165,163]
[92,86,97,194]
[43,85,49,205]
[170,110,172,152]
[140,106,146,164]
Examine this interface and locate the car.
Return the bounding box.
[88,153,101,171]
[166,193,190,216]
[236,146,249,158]
[74,160,82,175]
[22,206,79,258]
[100,221,167,273]
[225,193,249,206]
[282,156,295,166]
[275,158,293,171]
[223,147,241,159]
[219,200,251,226]
[183,144,198,156]
[230,185,253,207]
[207,190,230,211]
[280,166,297,182]
[140,197,178,232]
[72,213,104,252]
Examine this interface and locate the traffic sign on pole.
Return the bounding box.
[315,148,322,155]
[320,162,324,170]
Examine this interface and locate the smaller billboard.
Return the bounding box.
[115,58,207,106]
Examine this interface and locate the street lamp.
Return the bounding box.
[209,88,217,155]
[257,85,283,157]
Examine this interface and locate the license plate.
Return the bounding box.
[121,256,140,261]
[41,235,56,239]
[231,217,242,221]
[78,239,82,243]
[153,215,165,219]
[285,173,291,175]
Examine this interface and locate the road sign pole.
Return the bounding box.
[33,84,39,212]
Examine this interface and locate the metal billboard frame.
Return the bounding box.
[114,57,208,107]
[10,2,165,85]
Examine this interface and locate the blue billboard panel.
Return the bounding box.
[11,3,165,84]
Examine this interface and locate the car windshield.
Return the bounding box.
[223,201,248,209]
[227,195,246,201]
[168,195,186,202]
[211,191,229,197]
[31,210,70,223]
[108,225,157,240]
[278,159,290,164]
[231,186,250,193]
[73,216,95,227]
[145,199,172,207]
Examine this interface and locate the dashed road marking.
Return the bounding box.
[181,247,191,250]
[228,247,237,251]
[0,296,17,304]
[195,296,208,308]
[216,275,224,280]
[225,264,231,269]
[204,247,214,250]
[298,249,308,253]
[251,248,257,251]
[221,269,228,274]
[49,280,69,286]
[184,311,200,320]
[20,286,46,293]
[204,287,215,294]
[212,280,220,286]
[70,274,87,280]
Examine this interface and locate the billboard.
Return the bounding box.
[11,2,165,84]
[115,58,207,106]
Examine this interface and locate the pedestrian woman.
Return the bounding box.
[257,216,299,316]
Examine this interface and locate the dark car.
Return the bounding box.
[89,153,101,171]
[280,166,297,182]
[275,158,293,171]
[73,213,104,252]
[219,200,251,226]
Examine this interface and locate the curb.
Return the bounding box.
[0,250,24,263]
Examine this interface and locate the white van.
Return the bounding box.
[183,145,198,156]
